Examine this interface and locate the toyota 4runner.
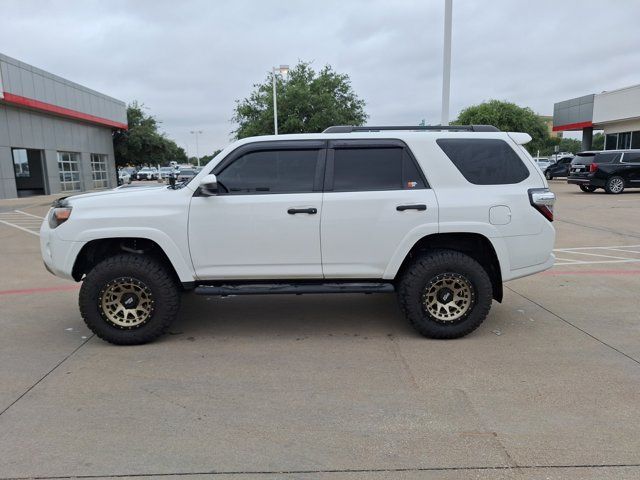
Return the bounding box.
[40,125,556,345]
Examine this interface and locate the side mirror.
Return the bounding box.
[199,174,218,196]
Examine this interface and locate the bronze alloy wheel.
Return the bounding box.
[422,272,475,323]
[99,277,154,329]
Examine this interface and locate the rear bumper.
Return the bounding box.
[504,253,555,282]
[567,177,606,187]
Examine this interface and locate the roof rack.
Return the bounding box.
[322,125,500,133]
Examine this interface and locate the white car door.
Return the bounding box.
[321,140,439,278]
[188,141,326,279]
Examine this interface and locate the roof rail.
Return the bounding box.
[322,125,500,133]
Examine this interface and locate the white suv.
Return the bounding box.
[40,125,556,345]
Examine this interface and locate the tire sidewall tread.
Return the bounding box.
[79,254,180,345]
[398,249,493,339]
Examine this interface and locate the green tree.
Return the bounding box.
[233,62,368,139]
[113,102,187,167]
[455,100,549,154]
[592,132,604,150]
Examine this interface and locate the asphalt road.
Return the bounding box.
[0,181,639,479]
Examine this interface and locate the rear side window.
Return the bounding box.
[332,147,426,192]
[594,152,621,164]
[436,139,529,185]
[622,152,640,163]
[217,149,320,194]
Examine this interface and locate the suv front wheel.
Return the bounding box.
[398,250,493,339]
[79,254,180,345]
[579,185,597,193]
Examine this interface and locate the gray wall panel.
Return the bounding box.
[33,73,46,102]
[0,106,10,147]
[6,63,22,94]
[19,110,34,147]
[0,145,15,179]
[41,116,56,149]
[30,114,45,148]
[0,62,10,93]
[6,107,23,146]
[43,76,56,104]
[53,80,67,108]
[43,149,60,195]
[0,147,18,199]
[19,66,35,98]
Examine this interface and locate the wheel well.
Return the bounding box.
[396,233,503,302]
[72,238,181,286]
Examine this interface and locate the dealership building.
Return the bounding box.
[0,52,127,199]
[553,84,640,151]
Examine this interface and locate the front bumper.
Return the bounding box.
[40,221,85,281]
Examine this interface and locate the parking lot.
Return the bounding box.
[0,181,639,479]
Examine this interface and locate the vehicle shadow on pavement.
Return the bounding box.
[167,292,415,341]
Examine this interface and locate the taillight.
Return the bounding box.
[528,188,555,222]
[589,162,598,173]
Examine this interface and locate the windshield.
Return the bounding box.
[179,169,196,175]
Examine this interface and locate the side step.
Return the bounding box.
[193,282,395,296]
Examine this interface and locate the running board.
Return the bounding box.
[193,282,395,296]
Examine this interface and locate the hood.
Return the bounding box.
[62,185,168,206]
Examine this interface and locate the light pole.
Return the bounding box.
[441,0,452,126]
[272,65,289,135]
[190,130,203,167]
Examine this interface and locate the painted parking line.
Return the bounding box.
[553,244,640,266]
[0,210,44,236]
[0,284,80,296]
[543,269,640,276]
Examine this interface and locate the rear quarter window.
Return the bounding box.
[436,139,530,185]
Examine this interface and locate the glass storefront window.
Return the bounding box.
[57,151,81,192]
[90,153,109,189]
[12,149,30,177]
[605,134,617,150]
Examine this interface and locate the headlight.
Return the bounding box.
[49,207,72,228]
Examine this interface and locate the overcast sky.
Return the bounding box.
[2,0,639,154]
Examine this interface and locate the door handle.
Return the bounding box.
[287,207,318,215]
[396,204,427,211]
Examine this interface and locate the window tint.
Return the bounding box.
[217,149,319,194]
[332,147,425,192]
[622,152,640,163]
[436,139,529,185]
[594,152,620,164]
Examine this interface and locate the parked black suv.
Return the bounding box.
[567,150,640,194]
[544,155,573,180]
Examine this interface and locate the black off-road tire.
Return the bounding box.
[604,176,625,194]
[79,254,180,345]
[398,250,493,339]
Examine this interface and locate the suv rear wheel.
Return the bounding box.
[79,254,180,345]
[545,170,553,180]
[398,250,493,339]
[605,176,625,194]
[579,185,597,193]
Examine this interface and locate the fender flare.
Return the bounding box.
[72,227,195,282]
[382,223,511,280]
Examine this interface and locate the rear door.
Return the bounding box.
[320,140,438,278]
[621,152,640,185]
